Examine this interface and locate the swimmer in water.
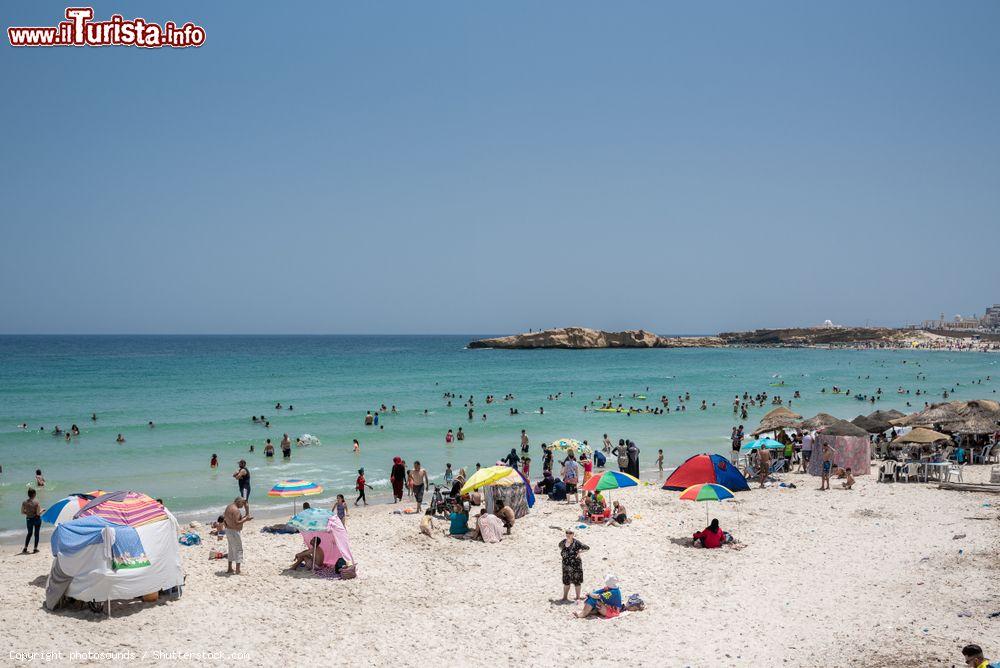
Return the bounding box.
[353,439,360,453]
[116,433,125,444]
[211,454,219,468]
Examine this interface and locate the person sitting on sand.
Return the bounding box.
[476,508,505,543]
[420,508,436,538]
[495,500,515,534]
[693,518,724,549]
[210,515,226,540]
[961,643,998,668]
[606,500,630,526]
[447,501,469,538]
[842,468,855,490]
[574,573,623,618]
[290,537,324,570]
[548,478,567,502]
[536,470,555,495]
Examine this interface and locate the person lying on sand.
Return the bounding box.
[574,574,622,618]
[290,537,324,570]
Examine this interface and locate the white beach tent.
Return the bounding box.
[45,503,183,614]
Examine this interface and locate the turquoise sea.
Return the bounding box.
[0,335,996,535]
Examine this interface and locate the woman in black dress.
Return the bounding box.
[559,528,589,601]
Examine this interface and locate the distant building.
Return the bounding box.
[921,310,988,331]
[984,304,1000,330]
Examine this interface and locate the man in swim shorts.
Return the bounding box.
[223,498,253,575]
[409,460,429,512]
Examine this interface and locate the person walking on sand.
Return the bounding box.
[334,494,348,526]
[559,528,589,602]
[409,461,429,511]
[233,459,251,507]
[757,447,771,488]
[390,456,406,503]
[355,468,373,506]
[21,488,42,554]
[223,498,253,575]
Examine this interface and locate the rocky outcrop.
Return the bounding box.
[467,328,723,349]
[717,327,902,346]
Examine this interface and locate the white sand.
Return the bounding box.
[2,467,997,667]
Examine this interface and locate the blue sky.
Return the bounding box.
[2,2,998,334]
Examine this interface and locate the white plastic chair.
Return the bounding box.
[945,464,963,483]
[901,463,921,482]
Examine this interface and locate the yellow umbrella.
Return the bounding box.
[460,466,514,495]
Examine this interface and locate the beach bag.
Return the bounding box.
[625,594,645,611]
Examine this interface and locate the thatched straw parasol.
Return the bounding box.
[856,409,905,433]
[851,414,881,433]
[799,413,839,430]
[892,400,1000,434]
[892,427,952,445]
[821,419,870,438]
[762,406,803,420]
[751,406,803,437]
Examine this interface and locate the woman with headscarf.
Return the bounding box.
[574,573,623,618]
[502,448,520,468]
[626,440,640,479]
[558,528,589,602]
[449,468,466,499]
[390,456,406,503]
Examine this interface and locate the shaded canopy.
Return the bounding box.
[800,413,839,430]
[762,406,803,420]
[751,406,803,436]
[858,409,906,433]
[892,427,952,445]
[821,419,870,438]
[892,400,1000,434]
[851,415,881,433]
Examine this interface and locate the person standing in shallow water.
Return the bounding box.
[21,488,42,554]
[390,456,406,503]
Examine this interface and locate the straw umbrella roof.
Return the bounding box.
[851,414,881,433]
[892,427,952,445]
[892,400,1000,434]
[762,406,803,420]
[800,413,839,430]
[751,413,803,437]
[821,419,870,438]
[856,409,905,433]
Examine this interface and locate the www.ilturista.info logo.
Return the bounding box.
[8,7,205,48]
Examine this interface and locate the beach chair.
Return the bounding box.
[987,446,1000,465]
[769,459,786,476]
[900,463,921,483]
[971,445,990,465]
[877,460,897,483]
[945,464,963,483]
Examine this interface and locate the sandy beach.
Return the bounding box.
[3,465,996,667]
